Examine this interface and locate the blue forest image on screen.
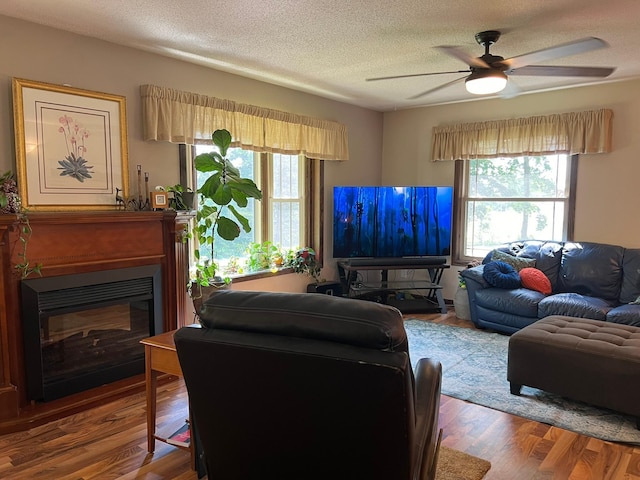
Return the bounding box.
[333,186,453,258]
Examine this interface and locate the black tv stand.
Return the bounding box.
[344,257,447,267]
[337,259,449,314]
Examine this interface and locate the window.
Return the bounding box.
[453,154,577,264]
[267,153,305,250]
[187,145,318,275]
[193,145,259,262]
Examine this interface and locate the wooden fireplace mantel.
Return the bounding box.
[0,211,191,433]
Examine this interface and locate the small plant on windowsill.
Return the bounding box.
[286,247,322,285]
[0,170,42,279]
[245,241,285,273]
[188,129,263,304]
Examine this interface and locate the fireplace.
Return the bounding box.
[0,211,191,431]
[21,265,164,401]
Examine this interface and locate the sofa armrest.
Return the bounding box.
[460,265,490,289]
[459,266,490,326]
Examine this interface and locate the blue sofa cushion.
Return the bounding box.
[532,242,564,292]
[607,304,640,327]
[483,261,521,289]
[475,287,544,318]
[620,248,640,304]
[558,242,623,302]
[475,306,539,332]
[538,293,614,321]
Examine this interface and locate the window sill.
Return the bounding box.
[226,266,295,283]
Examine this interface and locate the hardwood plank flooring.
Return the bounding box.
[0,309,638,479]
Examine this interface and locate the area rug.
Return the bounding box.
[404,320,640,445]
[437,446,491,480]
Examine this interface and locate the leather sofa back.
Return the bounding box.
[558,242,624,302]
[621,248,640,304]
[486,240,634,304]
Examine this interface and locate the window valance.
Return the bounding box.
[431,108,612,161]
[140,84,349,161]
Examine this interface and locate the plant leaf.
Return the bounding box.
[212,183,233,205]
[194,152,224,173]
[216,215,241,240]
[212,129,232,157]
[230,178,263,200]
[228,205,252,233]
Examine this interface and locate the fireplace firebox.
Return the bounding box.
[21,264,163,402]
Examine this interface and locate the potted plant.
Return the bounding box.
[287,247,321,282]
[188,129,263,308]
[287,247,344,295]
[0,170,41,279]
[166,184,194,211]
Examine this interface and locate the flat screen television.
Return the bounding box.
[333,186,453,259]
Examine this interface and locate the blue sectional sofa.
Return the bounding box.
[460,240,640,334]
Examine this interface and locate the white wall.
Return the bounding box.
[382,79,640,297]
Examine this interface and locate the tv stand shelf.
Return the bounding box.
[337,260,449,314]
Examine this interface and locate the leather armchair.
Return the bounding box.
[175,290,442,480]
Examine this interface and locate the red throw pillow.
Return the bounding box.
[519,267,552,295]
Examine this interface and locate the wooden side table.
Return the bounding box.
[141,329,195,467]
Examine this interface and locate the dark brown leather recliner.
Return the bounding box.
[175,290,442,480]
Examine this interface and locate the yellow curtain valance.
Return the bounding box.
[431,108,613,161]
[140,84,349,161]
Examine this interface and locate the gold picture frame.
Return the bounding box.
[12,78,129,211]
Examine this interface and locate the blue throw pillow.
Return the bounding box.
[483,261,521,289]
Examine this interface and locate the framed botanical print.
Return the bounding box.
[12,78,129,211]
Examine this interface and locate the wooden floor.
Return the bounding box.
[1,310,639,479]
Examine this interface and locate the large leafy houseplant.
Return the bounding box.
[189,129,262,298]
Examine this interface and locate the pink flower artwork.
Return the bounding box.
[57,115,94,182]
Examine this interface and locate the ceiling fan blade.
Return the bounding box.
[509,65,615,77]
[500,37,608,69]
[499,80,522,99]
[436,46,490,69]
[407,76,467,100]
[366,70,470,81]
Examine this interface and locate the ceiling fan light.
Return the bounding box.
[465,70,508,95]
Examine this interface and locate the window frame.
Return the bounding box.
[452,154,578,266]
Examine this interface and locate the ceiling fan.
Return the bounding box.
[367,30,616,100]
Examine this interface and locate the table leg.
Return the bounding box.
[435,289,447,313]
[145,345,157,453]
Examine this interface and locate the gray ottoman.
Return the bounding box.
[507,315,640,428]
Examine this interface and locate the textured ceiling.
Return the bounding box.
[1,0,639,112]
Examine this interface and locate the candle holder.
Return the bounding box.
[114,189,150,210]
[114,164,152,211]
[124,196,151,211]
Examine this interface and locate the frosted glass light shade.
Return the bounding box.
[465,71,508,95]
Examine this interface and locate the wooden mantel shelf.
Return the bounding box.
[0,210,191,434]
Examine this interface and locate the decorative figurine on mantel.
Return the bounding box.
[116,164,151,211]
